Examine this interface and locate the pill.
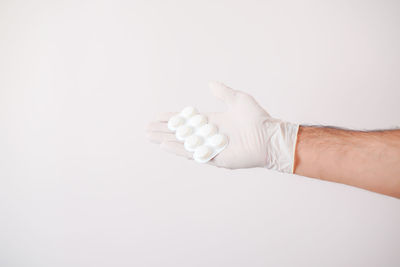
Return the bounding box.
[176,125,193,140]
[168,115,185,131]
[209,134,227,148]
[198,124,217,138]
[194,146,212,161]
[180,106,198,118]
[168,106,228,163]
[184,135,203,151]
[189,114,207,127]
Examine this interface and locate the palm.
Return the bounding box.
[206,92,271,169]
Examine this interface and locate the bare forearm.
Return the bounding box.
[294,126,400,198]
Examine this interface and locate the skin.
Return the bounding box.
[294,126,400,198]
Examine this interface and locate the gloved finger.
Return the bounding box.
[147,121,170,133]
[160,141,193,159]
[209,81,237,105]
[147,132,176,144]
[156,112,178,122]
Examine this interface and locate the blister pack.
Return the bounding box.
[168,106,229,163]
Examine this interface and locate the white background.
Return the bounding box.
[1,0,400,266]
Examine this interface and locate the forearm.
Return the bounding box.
[293,126,400,198]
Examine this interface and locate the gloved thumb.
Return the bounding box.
[209,81,237,105]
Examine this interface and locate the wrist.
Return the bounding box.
[264,120,299,173]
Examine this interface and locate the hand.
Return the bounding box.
[147,82,299,172]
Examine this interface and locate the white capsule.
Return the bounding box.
[168,115,185,131]
[180,106,198,118]
[176,125,193,140]
[198,124,217,138]
[209,134,227,148]
[189,114,207,128]
[184,135,203,151]
[193,146,212,161]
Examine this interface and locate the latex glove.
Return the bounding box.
[147,82,299,173]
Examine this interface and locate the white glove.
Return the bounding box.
[147,82,299,173]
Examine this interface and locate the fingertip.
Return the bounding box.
[208,80,221,89]
[208,81,227,93]
[156,112,177,122]
[146,122,155,133]
[208,81,236,104]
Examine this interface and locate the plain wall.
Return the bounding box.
[1,0,400,266]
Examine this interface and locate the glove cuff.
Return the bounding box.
[264,121,300,173]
